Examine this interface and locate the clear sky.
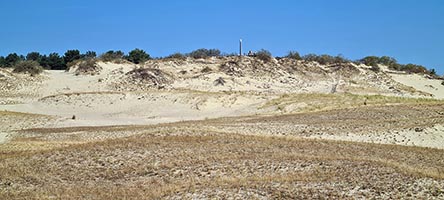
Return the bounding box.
[1,0,443,74]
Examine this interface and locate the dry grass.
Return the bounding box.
[1,101,444,199]
[261,93,443,113]
[1,132,443,199]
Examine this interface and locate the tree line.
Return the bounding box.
[0,48,439,77]
[0,48,151,70]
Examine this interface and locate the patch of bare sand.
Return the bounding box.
[0,132,8,144]
[390,73,444,99]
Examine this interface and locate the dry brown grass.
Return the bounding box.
[261,93,444,113]
[1,102,444,199]
[1,125,444,199]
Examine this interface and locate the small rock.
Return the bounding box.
[414,128,423,132]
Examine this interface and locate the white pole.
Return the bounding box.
[239,39,242,56]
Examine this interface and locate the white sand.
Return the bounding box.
[311,124,444,149]
[390,73,444,99]
[0,132,8,144]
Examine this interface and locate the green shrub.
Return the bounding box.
[75,58,100,75]
[201,66,213,73]
[188,48,221,59]
[302,54,349,65]
[12,60,44,75]
[401,63,427,74]
[256,49,273,62]
[166,52,186,60]
[100,50,125,62]
[359,56,379,68]
[127,48,150,64]
[286,51,301,60]
[370,65,381,72]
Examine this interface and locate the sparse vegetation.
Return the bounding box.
[302,54,349,65]
[125,68,171,87]
[261,93,443,113]
[201,66,213,73]
[1,105,444,198]
[0,50,440,76]
[74,58,101,75]
[214,77,226,86]
[256,49,273,62]
[12,60,44,75]
[188,48,221,59]
[165,52,187,60]
[286,51,302,60]
[100,50,125,62]
[357,55,436,75]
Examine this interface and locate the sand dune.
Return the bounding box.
[1,57,443,199]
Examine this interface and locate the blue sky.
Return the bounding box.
[1,0,443,74]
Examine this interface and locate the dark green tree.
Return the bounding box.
[127,48,150,64]
[83,51,97,59]
[64,49,81,64]
[48,53,66,70]
[39,55,50,69]
[0,56,5,68]
[429,69,437,76]
[26,52,42,62]
[5,53,22,67]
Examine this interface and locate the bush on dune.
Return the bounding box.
[286,51,302,60]
[256,49,273,62]
[12,60,44,75]
[126,48,150,64]
[75,58,101,75]
[165,52,187,60]
[100,50,125,62]
[303,54,349,65]
[188,48,221,59]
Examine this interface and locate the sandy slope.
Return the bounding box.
[390,73,444,99]
[0,58,443,146]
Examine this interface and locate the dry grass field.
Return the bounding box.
[1,102,444,199]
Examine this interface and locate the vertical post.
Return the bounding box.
[239,39,242,56]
